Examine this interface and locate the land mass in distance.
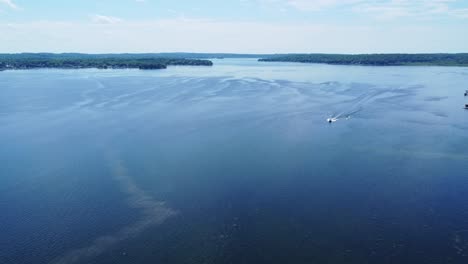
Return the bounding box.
[259,53,468,66]
[0,53,214,71]
[2,53,468,70]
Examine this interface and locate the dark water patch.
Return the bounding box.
[425,96,449,102]
[431,111,449,118]
[0,150,139,264]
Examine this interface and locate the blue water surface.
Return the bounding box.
[1,59,468,264]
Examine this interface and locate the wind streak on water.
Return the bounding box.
[49,155,177,264]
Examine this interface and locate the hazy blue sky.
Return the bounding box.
[1,0,468,53]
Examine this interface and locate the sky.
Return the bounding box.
[0,0,468,53]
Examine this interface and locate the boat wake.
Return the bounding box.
[327,107,362,123]
[326,86,392,123]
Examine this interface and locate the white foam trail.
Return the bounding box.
[328,87,390,122]
[49,156,177,264]
[328,108,360,123]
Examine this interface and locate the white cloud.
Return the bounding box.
[251,0,363,11]
[287,0,362,11]
[352,0,465,20]
[0,18,467,53]
[0,0,18,9]
[451,7,468,18]
[90,14,123,24]
[252,0,468,19]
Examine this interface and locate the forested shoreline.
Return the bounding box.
[259,53,468,66]
[3,53,468,70]
[0,54,213,70]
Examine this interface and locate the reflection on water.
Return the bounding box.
[1,59,468,264]
[50,154,176,264]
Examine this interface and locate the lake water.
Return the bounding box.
[1,59,468,264]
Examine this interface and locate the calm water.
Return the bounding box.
[1,59,468,264]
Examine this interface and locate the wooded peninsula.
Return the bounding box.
[0,53,213,71]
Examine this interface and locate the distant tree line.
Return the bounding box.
[259,53,468,66]
[0,54,213,70]
[0,52,267,60]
